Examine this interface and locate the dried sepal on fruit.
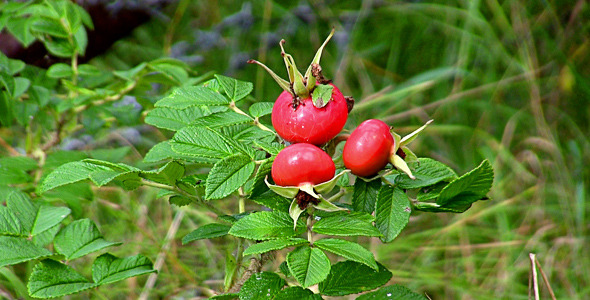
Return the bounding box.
[389,119,433,179]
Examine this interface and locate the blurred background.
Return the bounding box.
[3,0,589,299]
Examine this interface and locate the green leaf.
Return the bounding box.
[392,158,457,189]
[0,191,35,236]
[44,38,75,58]
[0,160,31,185]
[314,239,378,270]
[253,140,283,156]
[356,284,428,300]
[0,53,25,75]
[171,126,236,160]
[146,106,227,131]
[279,261,291,277]
[6,17,36,47]
[249,190,291,212]
[113,62,147,81]
[0,92,13,125]
[144,141,211,163]
[28,259,96,298]
[149,63,188,85]
[243,238,308,256]
[214,74,253,102]
[168,195,191,207]
[224,250,237,292]
[318,261,392,296]
[311,84,333,108]
[39,161,110,193]
[286,245,330,288]
[192,111,253,128]
[0,236,54,268]
[54,219,121,260]
[31,19,69,38]
[206,154,256,200]
[85,160,141,188]
[312,212,382,237]
[0,70,15,97]
[352,179,382,214]
[92,253,155,285]
[375,186,411,243]
[13,77,30,98]
[155,86,229,109]
[73,26,88,55]
[77,64,101,77]
[33,224,61,247]
[274,287,320,299]
[239,272,285,300]
[437,160,494,208]
[31,206,71,236]
[228,211,305,240]
[248,102,274,118]
[140,161,184,186]
[250,158,273,198]
[182,223,231,244]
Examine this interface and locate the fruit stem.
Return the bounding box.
[326,188,346,202]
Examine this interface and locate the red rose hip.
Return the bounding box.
[272,84,348,145]
[272,143,335,187]
[343,119,394,177]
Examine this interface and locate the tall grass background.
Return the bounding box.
[12,0,587,299]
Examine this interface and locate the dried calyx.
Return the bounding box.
[248,29,336,108]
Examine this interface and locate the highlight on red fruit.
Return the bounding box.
[343,119,394,177]
[272,84,348,145]
[271,143,335,187]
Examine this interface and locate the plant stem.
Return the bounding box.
[0,136,19,156]
[71,52,79,86]
[326,188,347,202]
[73,81,137,113]
[307,214,313,244]
[229,102,276,134]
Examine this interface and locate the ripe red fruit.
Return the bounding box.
[272,84,348,145]
[343,119,394,177]
[271,143,335,187]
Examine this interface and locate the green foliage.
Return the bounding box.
[318,261,392,296]
[375,186,411,243]
[228,211,306,240]
[312,211,382,237]
[287,246,331,288]
[238,272,284,300]
[243,238,308,256]
[356,285,428,300]
[0,1,509,298]
[182,223,231,244]
[54,219,121,260]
